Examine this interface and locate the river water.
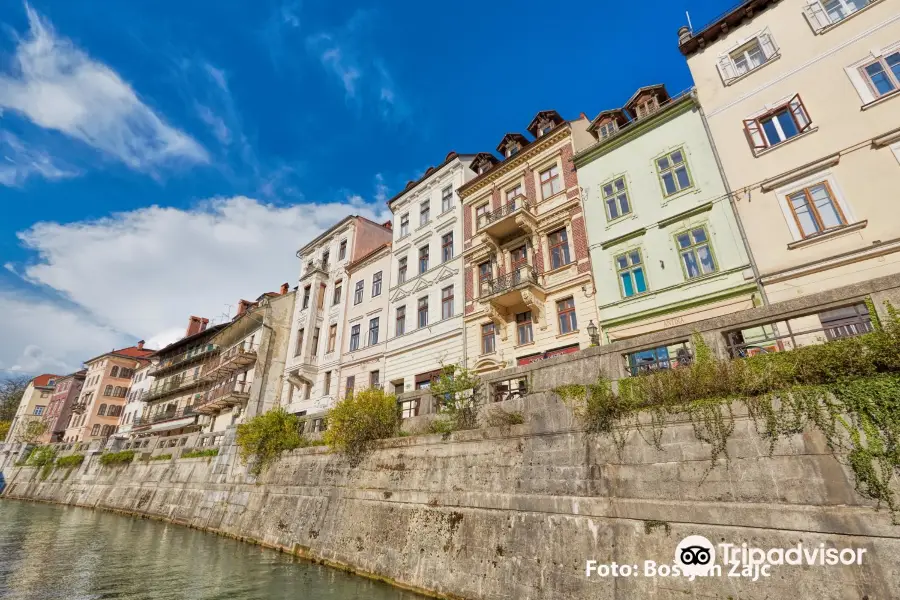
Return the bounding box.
[0,501,424,600]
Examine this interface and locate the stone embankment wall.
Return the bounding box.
[3,275,900,600]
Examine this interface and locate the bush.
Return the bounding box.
[323,387,399,462]
[56,454,85,469]
[27,445,57,467]
[99,450,136,466]
[485,408,526,428]
[0,420,10,441]
[150,453,172,461]
[427,417,454,435]
[181,448,219,459]
[430,365,483,431]
[236,408,305,476]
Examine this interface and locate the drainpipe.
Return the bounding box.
[694,89,769,306]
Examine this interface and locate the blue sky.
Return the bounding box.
[0,0,725,376]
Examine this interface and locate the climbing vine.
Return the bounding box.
[557,301,900,522]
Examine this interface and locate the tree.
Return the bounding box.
[324,387,399,463]
[13,417,47,444]
[429,364,483,431]
[235,408,305,476]
[0,421,10,441]
[0,376,30,422]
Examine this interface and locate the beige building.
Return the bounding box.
[680,0,900,304]
[461,110,600,373]
[4,374,58,443]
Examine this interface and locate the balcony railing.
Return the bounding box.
[479,265,540,298]
[143,373,202,403]
[201,341,258,380]
[200,380,251,408]
[477,197,533,230]
[151,343,219,377]
[134,406,199,427]
[70,402,87,414]
[301,259,330,281]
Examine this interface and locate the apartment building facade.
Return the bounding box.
[339,244,391,405]
[4,374,58,442]
[130,318,224,439]
[282,216,393,419]
[384,152,474,395]
[196,286,294,433]
[115,362,154,440]
[680,0,900,304]
[461,111,600,373]
[574,86,757,350]
[40,370,85,443]
[63,344,152,443]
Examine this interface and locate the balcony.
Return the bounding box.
[143,373,202,403]
[151,343,219,377]
[476,197,537,242]
[196,380,251,415]
[301,259,330,281]
[201,341,258,382]
[70,401,87,414]
[479,265,545,308]
[133,406,199,428]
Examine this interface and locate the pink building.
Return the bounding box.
[40,370,86,443]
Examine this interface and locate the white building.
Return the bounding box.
[115,362,155,439]
[282,216,393,419]
[384,152,475,395]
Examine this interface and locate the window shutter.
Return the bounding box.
[717,54,737,83]
[802,1,831,32]
[845,66,876,104]
[743,119,767,150]
[789,94,812,132]
[758,28,778,59]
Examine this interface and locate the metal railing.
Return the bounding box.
[479,264,539,298]
[301,259,330,280]
[477,197,533,229]
[202,380,251,405]
[134,406,199,427]
[143,373,202,403]
[202,341,258,377]
[151,343,219,376]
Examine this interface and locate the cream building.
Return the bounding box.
[282,216,393,420]
[384,152,474,396]
[680,0,900,304]
[574,86,757,351]
[461,110,600,373]
[4,374,57,443]
[114,362,155,440]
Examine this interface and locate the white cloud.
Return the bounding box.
[0,131,77,187]
[317,45,361,99]
[374,173,388,204]
[10,196,391,369]
[195,104,232,146]
[0,4,208,173]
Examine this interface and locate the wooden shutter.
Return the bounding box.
[789,94,812,132]
[717,54,737,83]
[743,119,767,149]
[802,1,831,32]
[758,28,778,59]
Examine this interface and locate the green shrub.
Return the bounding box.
[426,418,454,435]
[485,408,525,428]
[430,365,483,431]
[323,387,399,462]
[181,448,219,459]
[99,450,136,466]
[236,408,305,476]
[56,454,85,469]
[0,420,10,441]
[150,453,172,461]
[27,445,57,467]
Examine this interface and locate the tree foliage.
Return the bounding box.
[236,408,305,476]
[0,376,29,422]
[429,364,483,431]
[324,387,399,463]
[13,417,47,444]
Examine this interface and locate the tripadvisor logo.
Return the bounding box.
[675,535,717,578]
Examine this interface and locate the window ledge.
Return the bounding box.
[861,90,900,111]
[544,261,576,276]
[438,208,454,219]
[753,126,819,157]
[604,212,638,230]
[683,270,725,285]
[556,330,579,339]
[813,0,886,35]
[787,221,868,249]
[514,341,536,349]
[396,233,410,242]
[724,53,781,87]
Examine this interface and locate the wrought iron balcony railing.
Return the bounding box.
[143,373,202,403]
[479,264,540,298]
[301,259,330,281]
[151,343,219,376]
[134,406,199,427]
[200,380,251,408]
[477,197,533,230]
[201,341,258,380]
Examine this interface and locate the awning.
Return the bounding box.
[143,417,196,433]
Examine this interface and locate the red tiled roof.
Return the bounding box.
[84,345,154,365]
[32,374,60,388]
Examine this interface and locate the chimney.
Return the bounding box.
[579,112,588,120]
[200,317,209,332]
[185,316,207,337]
[236,300,252,317]
[280,282,289,295]
[678,25,692,45]
[137,340,145,350]
[382,220,393,230]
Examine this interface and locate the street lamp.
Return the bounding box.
[586,320,600,346]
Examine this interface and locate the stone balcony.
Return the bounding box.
[476,196,537,243]
[479,264,546,309]
[200,341,258,382]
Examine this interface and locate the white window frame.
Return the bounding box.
[743,94,813,153]
[599,121,618,139]
[803,0,877,32]
[845,43,900,105]
[716,27,779,84]
[890,141,900,165]
[441,186,453,213]
[774,172,856,242]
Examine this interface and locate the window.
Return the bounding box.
[333,281,343,305]
[616,249,648,297]
[602,177,631,220]
[295,328,305,356]
[368,317,380,345]
[557,297,578,334]
[98,403,108,416]
[744,95,812,150]
[370,370,380,387]
[321,251,330,270]
[441,233,454,262]
[718,31,778,83]
[539,165,562,198]
[506,184,523,207]
[302,286,311,309]
[104,385,113,396]
[327,324,337,352]
[442,186,453,212]
[317,283,326,309]
[418,297,429,328]
[400,214,409,237]
[354,280,364,304]
[626,342,692,376]
[548,228,571,269]
[349,325,360,351]
[396,306,406,336]
[599,121,618,139]
[324,371,332,395]
[475,203,490,228]
[394,381,405,396]
[372,271,383,297]
[419,245,429,274]
[786,182,847,238]
[656,149,692,196]
[91,424,101,436]
[398,257,407,284]
[312,327,321,354]
[441,286,454,320]
[861,52,900,98]
[516,311,534,345]
[804,0,874,30]
[110,366,120,378]
[304,382,311,400]
[676,226,717,279]
[481,323,496,354]
[33,405,45,416]
[339,239,347,260]
[345,376,355,397]
[634,96,659,119]
[420,200,430,225]
[479,261,492,285]
[120,368,134,379]
[399,398,419,419]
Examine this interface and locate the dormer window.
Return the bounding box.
[635,97,659,119]
[478,165,488,174]
[599,121,618,139]
[506,143,520,158]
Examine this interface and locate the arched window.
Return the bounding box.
[104,385,113,396]
[110,366,119,378]
[98,404,107,416]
